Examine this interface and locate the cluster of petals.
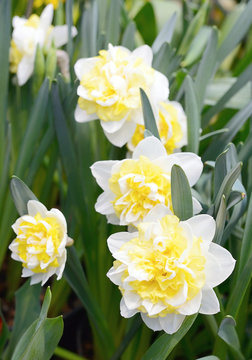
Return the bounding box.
[127,100,187,154]
[9,4,77,85]
[9,200,72,285]
[107,209,236,334]
[91,136,203,227]
[74,44,169,147]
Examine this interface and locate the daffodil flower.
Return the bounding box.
[74,44,169,147]
[91,136,203,227]
[107,210,235,334]
[9,200,73,285]
[127,100,187,154]
[33,0,65,10]
[9,4,77,86]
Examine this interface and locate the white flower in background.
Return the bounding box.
[107,211,236,334]
[9,4,77,86]
[91,136,203,227]
[9,200,73,285]
[74,44,169,147]
[127,101,187,154]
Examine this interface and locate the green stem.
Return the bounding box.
[54,346,88,360]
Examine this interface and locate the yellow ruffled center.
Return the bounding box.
[118,215,206,315]
[14,213,62,273]
[129,102,183,154]
[78,47,154,122]
[109,156,172,224]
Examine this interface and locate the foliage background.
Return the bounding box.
[0,0,252,359]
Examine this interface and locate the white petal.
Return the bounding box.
[95,192,114,215]
[40,4,53,30]
[22,267,34,277]
[12,16,26,28]
[56,250,67,280]
[206,243,236,287]
[192,197,202,214]
[166,281,188,307]
[143,204,171,222]
[74,57,97,80]
[132,45,153,66]
[199,286,220,314]
[17,55,34,86]
[74,104,97,123]
[132,136,167,160]
[107,264,126,285]
[27,200,47,217]
[11,218,24,234]
[123,291,141,310]
[141,313,163,331]
[151,71,169,102]
[30,273,44,285]
[164,152,203,186]
[90,160,118,190]
[41,268,56,286]
[159,313,185,334]
[104,120,136,147]
[107,231,137,254]
[100,116,127,134]
[178,291,202,315]
[106,213,120,225]
[120,298,138,318]
[184,215,216,245]
[52,25,77,48]
[47,208,67,232]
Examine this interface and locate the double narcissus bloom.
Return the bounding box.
[74,44,169,147]
[91,136,203,227]
[9,4,77,86]
[127,101,187,154]
[9,200,72,285]
[107,210,236,334]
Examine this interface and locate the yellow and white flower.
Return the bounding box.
[74,44,169,147]
[9,4,77,86]
[127,100,187,154]
[9,200,72,285]
[107,211,235,334]
[91,136,203,227]
[33,0,65,9]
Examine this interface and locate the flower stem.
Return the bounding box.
[54,346,88,360]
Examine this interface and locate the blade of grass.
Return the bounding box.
[185,75,200,154]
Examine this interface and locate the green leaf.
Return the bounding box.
[66,0,73,60]
[226,253,252,318]
[203,101,252,160]
[185,75,200,154]
[238,195,252,276]
[213,195,226,244]
[0,309,9,354]
[152,12,177,53]
[171,165,193,221]
[10,176,38,217]
[37,287,52,328]
[0,0,10,175]
[142,314,197,360]
[11,317,63,360]
[80,1,98,57]
[218,316,245,360]
[144,129,153,138]
[214,149,228,198]
[3,281,41,360]
[178,1,208,55]
[217,0,252,64]
[152,43,181,79]
[226,190,245,210]
[110,315,142,360]
[195,27,218,110]
[200,129,229,141]
[182,26,212,67]
[64,247,115,359]
[134,2,157,45]
[122,21,136,50]
[214,162,242,216]
[140,88,160,139]
[202,64,252,128]
[106,0,122,45]
[14,78,49,177]
[238,132,252,164]
[32,45,45,95]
